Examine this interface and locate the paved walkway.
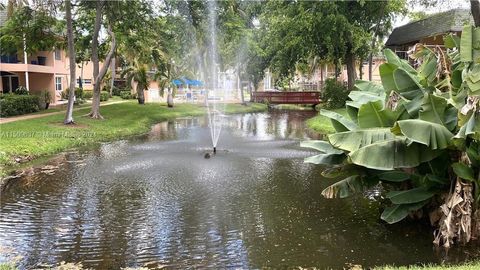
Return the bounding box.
[0,100,128,124]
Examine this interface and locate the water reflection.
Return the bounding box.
[1,110,479,269]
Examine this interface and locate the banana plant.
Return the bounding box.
[302,25,480,236]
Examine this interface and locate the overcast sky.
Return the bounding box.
[394,0,471,27]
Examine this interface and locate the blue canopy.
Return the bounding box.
[172,77,204,87]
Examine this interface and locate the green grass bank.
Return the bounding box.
[2,261,480,270]
[0,102,267,177]
[305,107,347,134]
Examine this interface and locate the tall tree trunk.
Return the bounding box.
[89,24,116,119]
[359,58,363,80]
[368,38,376,81]
[345,51,356,90]
[334,61,338,81]
[137,83,145,104]
[472,0,480,27]
[109,55,116,96]
[89,0,103,119]
[64,0,76,125]
[167,87,174,107]
[369,6,384,81]
[320,65,324,90]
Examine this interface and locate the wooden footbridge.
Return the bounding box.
[252,91,321,105]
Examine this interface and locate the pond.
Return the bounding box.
[1,110,479,269]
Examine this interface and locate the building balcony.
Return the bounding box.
[0,62,55,74]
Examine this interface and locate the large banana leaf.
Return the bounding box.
[349,137,441,170]
[300,140,343,154]
[320,109,358,132]
[301,140,345,165]
[381,200,428,224]
[466,64,480,93]
[355,80,385,94]
[357,101,395,128]
[347,91,385,109]
[328,128,395,152]
[455,112,478,139]
[400,95,423,118]
[461,25,473,62]
[377,171,411,182]
[392,119,453,150]
[380,63,423,100]
[304,154,345,165]
[386,187,435,204]
[321,175,371,199]
[393,68,424,99]
[384,49,418,74]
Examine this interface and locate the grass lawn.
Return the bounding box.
[0,101,267,177]
[306,107,347,134]
[373,261,480,270]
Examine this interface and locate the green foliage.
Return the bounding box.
[100,91,109,102]
[83,91,93,99]
[0,6,61,55]
[301,26,480,230]
[62,87,84,100]
[321,78,349,109]
[14,86,29,95]
[0,94,39,117]
[120,91,135,99]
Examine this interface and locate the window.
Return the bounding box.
[55,77,62,91]
[55,49,61,60]
[76,79,92,85]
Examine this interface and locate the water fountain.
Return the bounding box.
[205,0,226,155]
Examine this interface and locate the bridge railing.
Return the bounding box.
[252,91,321,105]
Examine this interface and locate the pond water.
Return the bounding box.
[1,110,479,269]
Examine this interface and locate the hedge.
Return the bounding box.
[83,91,93,99]
[120,91,135,99]
[62,87,83,100]
[0,94,40,117]
[100,91,109,102]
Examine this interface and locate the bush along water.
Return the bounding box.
[301,25,480,248]
[321,78,349,109]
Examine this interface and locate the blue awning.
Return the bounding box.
[172,77,203,86]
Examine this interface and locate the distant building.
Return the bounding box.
[0,9,69,104]
[385,9,474,60]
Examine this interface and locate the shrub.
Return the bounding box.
[112,86,121,96]
[321,78,349,109]
[100,91,109,102]
[83,91,93,99]
[14,86,29,95]
[120,91,134,99]
[62,87,83,100]
[0,94,39,117]
[36,90,52,110]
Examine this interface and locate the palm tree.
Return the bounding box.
[121,60,149,104]
[154,60,179,108]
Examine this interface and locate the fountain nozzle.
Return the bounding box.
[213,147,217,154]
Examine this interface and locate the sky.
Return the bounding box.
[394,0,471,27]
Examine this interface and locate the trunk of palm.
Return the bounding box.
[167,87,174,107]
[64,0,76,125]
[137,83,145,104]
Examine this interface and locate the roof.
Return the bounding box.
[385,9,473,46]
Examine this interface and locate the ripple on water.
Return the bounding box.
[0,111,470,269]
